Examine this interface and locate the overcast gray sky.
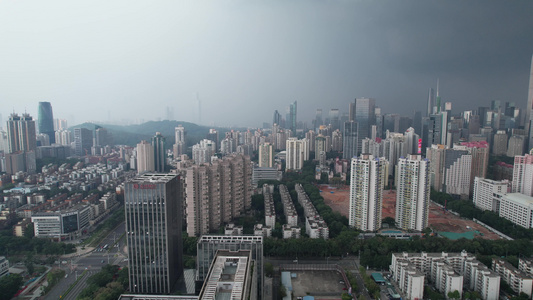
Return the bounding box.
[1,0,532,128]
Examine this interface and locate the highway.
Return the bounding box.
[44,222,127,300]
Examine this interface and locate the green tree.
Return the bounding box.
[184,256,196,269]
[47,269,65,286]
[0,274,23,300]
[93,281,125,300]
[382,217,395,227]
[447,290,460,300]
[116,267,129,288]
[341,293,352,300]
[279,285,287,299]
[24,223,34,238]
[25,259,35,275]
[511,292,530,300]
[264,262,274,277]
[87,266,114,287]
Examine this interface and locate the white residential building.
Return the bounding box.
[432,261,463,299]
[395,263,425,300]
[444,148,472,198]
[0,256,9,278]
[349,154,388,231]
[426,144,446,192]
[224,223,244,236]
[295,184,329,239]
[391,251,499,300]
[519,258,533,277]
[306,218,329,239]
[512,154,533,196]
[258,143,274,168]
[136,140,155,174]
[499,193,533,229]
[263,185,276,228]
[493,258,533,297]
[192,139,216,164]
[253,223,272,238]
[279,185,298,227]
[473,177,509,212]
[282,224,301,239]
[395,154,430,231]
[285,138,309,170]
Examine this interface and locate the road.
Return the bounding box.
[44,222,127,300]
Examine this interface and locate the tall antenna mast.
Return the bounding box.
[197,92,201,125]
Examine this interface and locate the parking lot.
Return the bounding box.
[289,270,348,298]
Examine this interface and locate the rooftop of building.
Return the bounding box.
[493,258,532,279]
[460,141,489,148]
[393,251,473,259]
[198,235,263,243]
[199,250,252,300]
[129,173,178,183]
[502,193,533,207]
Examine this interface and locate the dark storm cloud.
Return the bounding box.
[376,1,533,75]
[0,1,532,127]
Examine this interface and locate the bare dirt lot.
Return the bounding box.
[320,185,500,240]
[320,185,350,217]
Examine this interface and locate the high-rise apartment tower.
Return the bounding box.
[349,154,388,231]
[7,113,37,153]
[395,155,430,231]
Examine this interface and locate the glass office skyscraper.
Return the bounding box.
[38,102,55,144]
[125,173,183,294]
[352,98,376,155]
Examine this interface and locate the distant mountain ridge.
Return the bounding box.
[70,120,247,147]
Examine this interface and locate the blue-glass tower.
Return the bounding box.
[38,102,55,144]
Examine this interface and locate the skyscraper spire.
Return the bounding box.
[436,78,441,113]
[526,54,533,151]
[427,88,434,117]
[527,55,533,127]
[436,78,440,97]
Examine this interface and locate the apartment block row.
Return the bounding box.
[295,184,329,239]
[277,184,300,240]
[251,185,275,238]
[263,184,276,228]
[390,251,500,300]
[492,258,533,297]
[279,185,298,226]
[181,154,252,237]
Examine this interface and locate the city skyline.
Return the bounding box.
[1,1,532,127]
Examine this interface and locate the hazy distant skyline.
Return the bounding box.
[1,1,533,128]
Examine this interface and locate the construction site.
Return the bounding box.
[320,184,501,240]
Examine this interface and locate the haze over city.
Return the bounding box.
[1,1,533,127]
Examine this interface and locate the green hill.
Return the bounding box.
[70,121,247,148]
